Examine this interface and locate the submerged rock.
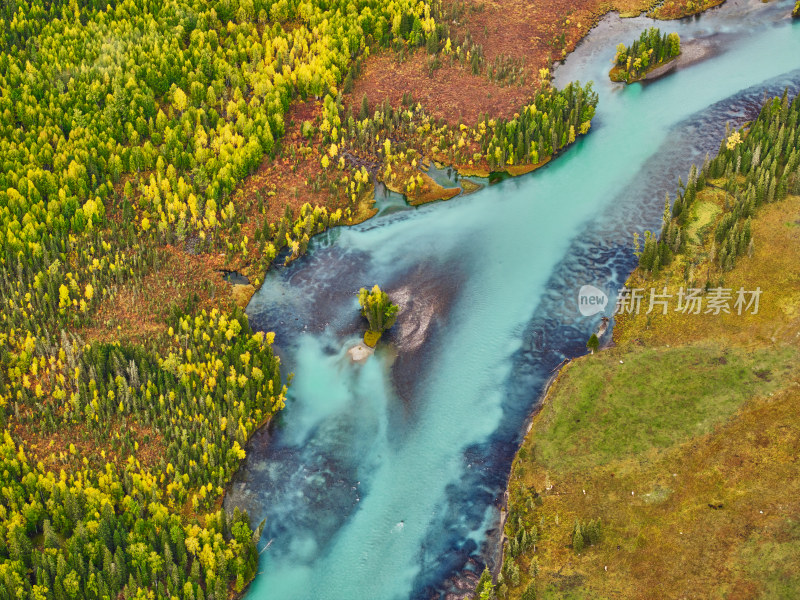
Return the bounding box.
[390,285,437,353]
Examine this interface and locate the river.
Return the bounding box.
[226,2,800,598]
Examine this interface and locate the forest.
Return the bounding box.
[610,27,680,83]
[0,0,432,598]
[637,90,800,276]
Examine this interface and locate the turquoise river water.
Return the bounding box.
[226,2,800,598]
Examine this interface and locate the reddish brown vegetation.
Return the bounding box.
[16,418,167,475]
[347,53,530,125]
[235,100,350,229]
[83,246,232,346]
[347,0,659,126]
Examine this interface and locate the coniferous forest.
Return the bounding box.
[637,90,800,276]
[0,0,436,598]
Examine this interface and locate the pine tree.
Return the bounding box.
[572,519,585,553]
[586,334,599,354]
[474,567,493,599]
[529,557,539,578]
[521,581,537,600]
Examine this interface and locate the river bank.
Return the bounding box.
[501,85,800,598]
[610,52,679,82]
[643,37,719,79]
[220,0,738,291]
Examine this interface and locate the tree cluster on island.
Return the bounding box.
[610,28,681,84]
[357,285,399,347]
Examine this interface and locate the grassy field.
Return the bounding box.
[533,343,797,474]
[503,187,800,599]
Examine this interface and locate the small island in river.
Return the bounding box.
[358,285,399,347]
[610,27,682,84]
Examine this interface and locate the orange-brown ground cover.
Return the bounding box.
[82,245,233,346]
[347,0,662,126]
[347,52,531,126]
[234,100,352,230]
[15,417,168,476]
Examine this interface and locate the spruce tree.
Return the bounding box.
[572,519,585,553]
[474,567,493,599]
[521,581,537,600]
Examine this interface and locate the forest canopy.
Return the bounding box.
[637,91,800,276]
[0,0,436,598]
